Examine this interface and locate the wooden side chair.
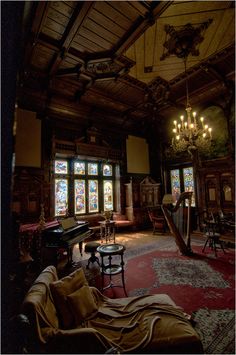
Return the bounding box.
[148,209,166,234]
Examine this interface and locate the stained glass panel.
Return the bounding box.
[183,167,195,206]
[88,163,98,175]
[54,160,68,174]
[170,169,181,204]
[103,164,112,176]
[103,180,113,211]
[74,162,85,175]
[74,180,86,214]
[88,180,99,212]
[55,179,68,216]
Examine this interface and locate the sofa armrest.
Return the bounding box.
[9,313,40,354]
[46,327,113,354]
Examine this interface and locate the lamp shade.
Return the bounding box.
[162,194,174,205]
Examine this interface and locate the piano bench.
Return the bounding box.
[84,241,101,269]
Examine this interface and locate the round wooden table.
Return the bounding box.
[97,243,127,296]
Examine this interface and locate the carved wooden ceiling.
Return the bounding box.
[18,1,235,136]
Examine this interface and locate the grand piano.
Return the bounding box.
[42,217,93,266]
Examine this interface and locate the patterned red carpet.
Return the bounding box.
[73,235,235,354]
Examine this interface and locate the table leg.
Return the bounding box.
[101,255,105,291]
[202,237,209,252]
[120,254,127,296]
[79,241,83,256]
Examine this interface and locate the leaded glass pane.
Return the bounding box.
[74,180,86,214]
[170,169,181,204]
[103,164,112,176]
[55,179,68,216]
[103,180,113,211]
[88,180,99,212]
[74,162,85,175]
[183,167,195,207]
[54,160,68,174]
[88,163,98,175]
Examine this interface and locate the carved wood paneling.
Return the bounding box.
[198,157,235,215]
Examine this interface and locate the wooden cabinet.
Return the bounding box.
[198,157,235,216]
[140,176,161,207]
[124,176,161,229]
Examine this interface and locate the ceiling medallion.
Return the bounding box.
[160,20,213,60]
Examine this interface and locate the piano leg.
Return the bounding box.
[66,247,73,266]
[79,241,83,256]
[66,244,82,266]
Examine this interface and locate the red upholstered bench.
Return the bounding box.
[113,213,134,231]
[76,213,134,235]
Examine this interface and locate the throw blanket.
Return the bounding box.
[87,288,200,353]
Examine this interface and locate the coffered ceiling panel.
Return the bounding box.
[124,1,234,83]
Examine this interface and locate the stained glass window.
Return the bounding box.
[55,179,68,216]
[88,163,98,175]
[74,162,85,175]
[53,159,115,216]
[103,180,113,211]
[54,160,68,174]
[183,167,195,206]
[88,180,99,212]
[170,169,181,204]
[74,180,86,214]
[103,164,112,176]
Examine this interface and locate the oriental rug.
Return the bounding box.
[66,235,235,354]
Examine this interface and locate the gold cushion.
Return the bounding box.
[50,268,88,329]
[67,285,98,326]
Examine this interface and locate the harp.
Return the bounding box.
[161,191,193,255]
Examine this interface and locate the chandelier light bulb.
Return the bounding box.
[192,112,196,117]
[200,117,204,122]
[174,120,177,126]
[205,124,208,130]
[190,123,194,129]
[184,122,187,128]
[180,115,184,121]
[203,133,206,138]
[178,123,181,129]
[176,135,180,140]
[173,128,177,133]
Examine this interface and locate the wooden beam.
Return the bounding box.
[23,2,51,69]
[114,1,173,56]
[49,1,94,75]
[201,64,227,85]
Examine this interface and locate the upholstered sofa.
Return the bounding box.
[20,266,203,354]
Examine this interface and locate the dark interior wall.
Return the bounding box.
[1,1,25,351]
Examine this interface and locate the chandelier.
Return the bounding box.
[171,57,212,157]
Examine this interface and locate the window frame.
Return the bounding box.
[169,165,196,207]
[53,158,116,217]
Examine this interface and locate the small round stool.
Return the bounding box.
[84,241,101,269]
